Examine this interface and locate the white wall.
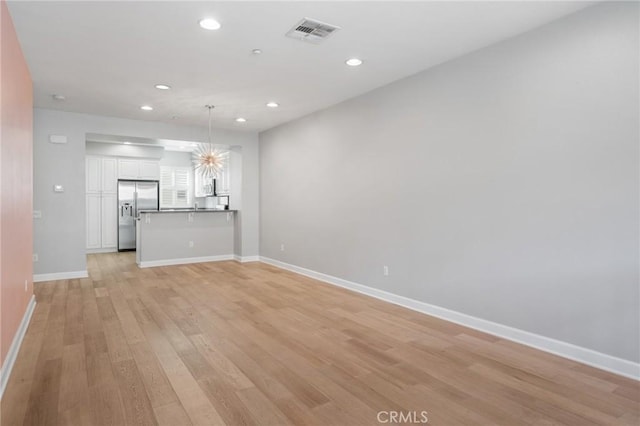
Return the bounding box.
[85,141,164,159]
[259,3,639,363]
[33,109,259,276]
[159,150,191,168]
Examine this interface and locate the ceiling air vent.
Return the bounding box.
[285,18,341,44]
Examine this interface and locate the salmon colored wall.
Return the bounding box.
[0,0,33,367]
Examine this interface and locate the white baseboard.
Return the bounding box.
[0,295,36,400]
[33,270,88,282]
[138,254,235,268]
[86,247,117,254]
[260,257,640,381]
[234,255,260,263]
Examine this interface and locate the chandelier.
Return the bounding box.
[193,105,228,180]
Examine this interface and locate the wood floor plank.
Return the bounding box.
[129,341,181,409]
[2,252,637,426]
[57,343,91,425]
[151,401,193,426]
[189,333,255,390]
[197,376,256,426]
[102,319,133,363]
[236,386,294,426]
[22,358,63,426]
[136,313,227,426]
[108,287,146,344]
[87,378,126,426]
[111,359,158,425]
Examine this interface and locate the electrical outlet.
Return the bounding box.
[280,243,285,252]
[383,265,389,276]
[189,241,194,248]
[33,254,38,262]
[33,210,42,219]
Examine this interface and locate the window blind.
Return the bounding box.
[160,166,192,208]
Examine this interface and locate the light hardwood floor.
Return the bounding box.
[2,253,638,425]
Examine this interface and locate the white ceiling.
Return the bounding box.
[7,1,593,132]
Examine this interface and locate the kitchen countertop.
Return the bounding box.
[138,209,237,214]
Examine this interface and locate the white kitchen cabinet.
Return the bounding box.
[217,167,230,195]
[101,194,117,248]
[86,156,118,251]
[118,159,139,179]
[86,193,117,251]
[194,164,230,196]
[118,159,160,180]
[139,160,160,180]
[86,156,101,193]
[102,158,118,192]
[87,155,160,251]
[86,193,102,249]
[87,156,118,193]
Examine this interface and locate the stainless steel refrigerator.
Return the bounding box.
[118,180,159,251]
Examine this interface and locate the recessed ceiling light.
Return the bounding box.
[199,18,221,30]
[266,102,279,108]
[252,49,262,55]
[155,84,171,90]
[235,117,247,123]
[345,58,363,67]
[123,142,131,145]
[140,105,153,111]
[52,94,65,101]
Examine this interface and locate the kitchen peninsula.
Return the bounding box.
[136,209,236,267]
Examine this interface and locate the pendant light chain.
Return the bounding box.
[207,105,213,146]
[193,105,228,181]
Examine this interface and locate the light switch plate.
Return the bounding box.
[53,185,64,192]
[33,210,42,219]
[49,135,67,144]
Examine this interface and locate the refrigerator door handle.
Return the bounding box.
[133,191,138,217]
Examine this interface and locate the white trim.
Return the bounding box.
[0,295,36,400]
[86,247,117,254]
[138,254,235,268]
[260,257,640,381]
[234,255,260,263]
[33,270,88,282]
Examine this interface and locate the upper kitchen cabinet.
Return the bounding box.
[118,159,138,179]
[86,156,118,251]
[86,156,117,194]
[194,169,230,197]
[139,160,160,179]
[118,158,160,180]
[86,156,101,193]
[102,158,118,192]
